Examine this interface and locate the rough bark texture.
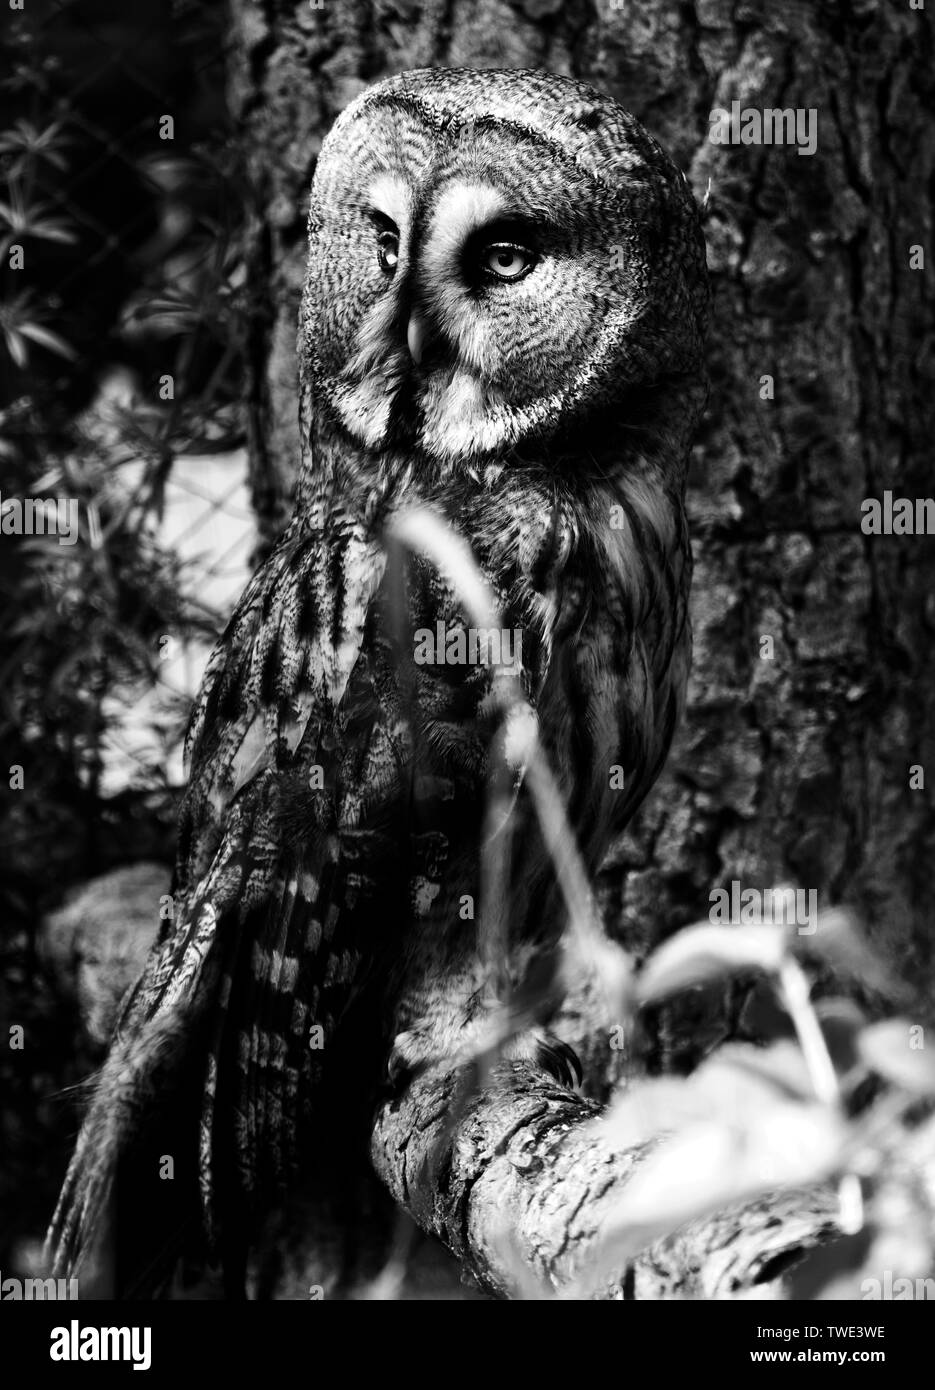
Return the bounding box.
[224,0,935,1295]
[370,1060,842,1298]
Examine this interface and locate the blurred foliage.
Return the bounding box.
[387,511,935,1299]
[1,0,245,910]
[586,910,935,1299]
[0,0,247,1263]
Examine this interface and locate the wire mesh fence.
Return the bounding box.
[0,0,255,1260]
[1,0,252,824]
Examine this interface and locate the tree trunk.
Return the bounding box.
[225,0,935,1296]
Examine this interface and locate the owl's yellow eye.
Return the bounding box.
[377,229,399,273]
[481,242,537,282]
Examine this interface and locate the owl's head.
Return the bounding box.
[301,68,707,468]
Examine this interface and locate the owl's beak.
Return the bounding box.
[406,313,425,366]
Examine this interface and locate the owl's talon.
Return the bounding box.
[532,1034,584,1091]
[386,1028,428,1092]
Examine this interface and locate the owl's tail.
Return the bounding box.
[44,994,216,1297]
[44,822,366,1296]
[44,819,255,1296]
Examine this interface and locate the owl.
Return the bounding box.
[46,67,708,1297]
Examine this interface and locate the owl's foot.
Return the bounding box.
[386,1026,432,1093]
[386,1021,582,1094]
[503,1029,583,1090]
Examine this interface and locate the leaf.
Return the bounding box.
[598,1042,816,1152]
[19,322,76,359]
[638,922,786,1003]
[4,328,28,368]
[581,1103,845,1287]
[598,1076,701,1150]
[26,217,78,245]
[793,907,900,998]
[857,1019,935,1095]
[713,1040,816,1099]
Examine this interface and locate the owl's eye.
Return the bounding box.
[377,229,399,273]
[480,242,537,282]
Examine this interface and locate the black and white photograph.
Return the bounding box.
[1,0,933,1346]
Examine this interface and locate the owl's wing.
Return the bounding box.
[45,507,400,1294]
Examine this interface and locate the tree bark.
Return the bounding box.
[225,0,935,1296]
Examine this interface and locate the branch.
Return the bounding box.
[370,1058,841,1299]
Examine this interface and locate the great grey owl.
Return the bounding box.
[47,66,708,1296]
